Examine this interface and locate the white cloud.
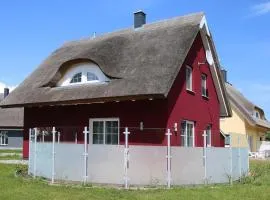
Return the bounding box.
[251,1,270,16]
[0,82,17,94]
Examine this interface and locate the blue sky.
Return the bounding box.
[0,0,270,116]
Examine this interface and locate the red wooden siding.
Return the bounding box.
[166,33,222,147]
[22,33,222,158]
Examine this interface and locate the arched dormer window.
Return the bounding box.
[57,62,109,87]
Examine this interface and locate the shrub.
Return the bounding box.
[15,165,28,177]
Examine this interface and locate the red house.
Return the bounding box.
[0,12,231,158]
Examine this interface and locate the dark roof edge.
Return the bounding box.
[0,94,165,108]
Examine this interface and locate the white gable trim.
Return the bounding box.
[199,18,230,117]
[199,15,210,36]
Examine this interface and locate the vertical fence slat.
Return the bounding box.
[230,134,233,185]
[203,130,207,184]
[28,128,32,175]
[166,129,172,188]
[33,128,37,178]
[51,127,56,184]
[123,127,130,189]
[83,127,89,184]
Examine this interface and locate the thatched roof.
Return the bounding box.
[226,83,270,129]
[0,12,231,117]
[0,94,23,128]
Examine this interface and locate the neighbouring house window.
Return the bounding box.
[254,111,260,119]
[87,72,99,81]
[180,120,195,147]
[70,72,82,83]
[205,125,211,147]
[225,134,230,146]
[0,131,8,145]
[186,66,193,91]
[201,74,208,97]
[91,118,119,145]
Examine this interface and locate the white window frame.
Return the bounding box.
[201,73,208,97]
[0,131,8,146]
[205,125,211,147]
[186,65,193,91]
[180,120,195,147]
[57,62,110,87]
[89,118,120,145]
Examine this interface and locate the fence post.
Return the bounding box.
[58,132,60,144]
[75,132,77,144]
[42,131,45,143]
[166,129,172,189]
[230,134,233,185]
[238,136,242,181]
[123,127,130,189]
[51,127,56,184]
[203,130,207,184]
[83,127,89,184]
[28,128,32,175]
[33,128,37,178]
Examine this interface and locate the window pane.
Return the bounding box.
[186,67,192,90]
[70,72,82,83]
[201,74,207,96]
[206,125,211,146]
[93,121,104,133]
[181,121,186,146]
[87,72,99,81]
[105,121,118,145]
[93,134,104,144]
[187,123,194,147]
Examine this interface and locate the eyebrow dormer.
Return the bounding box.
[57,61,110,87]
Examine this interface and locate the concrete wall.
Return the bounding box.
[171,147,204,185]
[88,145,124,185]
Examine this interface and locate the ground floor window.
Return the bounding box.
[180,120,195,147]
[90,118,119,145]
[0,131,8,145]
[205,125,211,147]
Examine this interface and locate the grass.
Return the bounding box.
[0,149,22,153]
[0,154,22,160]
[0,160,269,200]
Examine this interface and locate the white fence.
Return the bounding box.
[28,127,249,188]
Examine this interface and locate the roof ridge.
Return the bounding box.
[61,11,204,48]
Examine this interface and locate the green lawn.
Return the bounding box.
[0,149,22,153]
[0,160,269,200]
[0,154,22,160]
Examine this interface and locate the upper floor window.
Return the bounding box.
[186,66,193,91]
[201,74,208,97]
[57,62,110,87]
